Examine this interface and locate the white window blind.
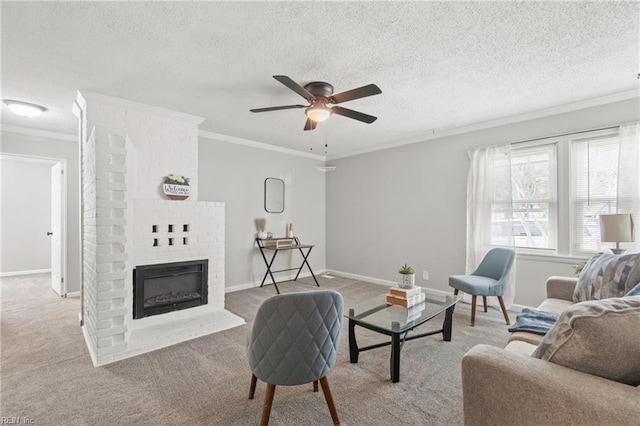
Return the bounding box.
[571,135,620,253]
[510,144,557,250]
[480,123,638,257]
[491,144,556,250]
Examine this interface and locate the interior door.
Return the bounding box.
[50,162,64,296]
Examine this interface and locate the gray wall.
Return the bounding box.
[326,98,639,307]
[2,97,635,302]
[1,131,80,291]
[198,137,326,290]
[0,157,52,272]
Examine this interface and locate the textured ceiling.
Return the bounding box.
[1,1,638,158]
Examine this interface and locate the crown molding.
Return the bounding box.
[5,89,636,162]
[0,152,63,164]
[327,89,640,161]
[77,91,205,125]
[198,129,326,161]
[1,124,76,142]
[1,122,326,161]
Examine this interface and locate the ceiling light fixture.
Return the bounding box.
[3,99,47,118]
[305,104,331,122]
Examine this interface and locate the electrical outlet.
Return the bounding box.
[422,271,429,280]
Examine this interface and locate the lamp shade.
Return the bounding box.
[599,214,634,243]
[305,106,331,122]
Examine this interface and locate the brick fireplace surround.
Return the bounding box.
[75,92,244,366]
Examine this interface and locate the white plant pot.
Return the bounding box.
[399,273,415,289]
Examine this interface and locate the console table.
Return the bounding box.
[255,237,320,294]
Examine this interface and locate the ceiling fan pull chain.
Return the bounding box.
[325,122,329,155]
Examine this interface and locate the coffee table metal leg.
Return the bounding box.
[390,331,401,383]
[443,305,454,341]
[348,315,359,363]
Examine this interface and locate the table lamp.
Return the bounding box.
[599,213,635,254]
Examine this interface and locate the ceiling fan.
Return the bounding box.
[250,75,381,131]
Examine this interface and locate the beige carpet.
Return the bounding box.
[1,273,511,425]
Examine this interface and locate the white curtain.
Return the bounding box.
[617,123,640,252]
[466,144,517,307]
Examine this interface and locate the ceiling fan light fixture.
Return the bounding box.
[305,105,331,122]
[3,99,47,118]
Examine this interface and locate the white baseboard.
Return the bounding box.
[326,270,397,287]
[510,302,534,312]
[226,269,536,312]
[225,269,327,293]
[325,270,533,312]
[328,270,458,297]
[0,268,51,277]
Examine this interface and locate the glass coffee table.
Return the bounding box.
[346,289,461,383]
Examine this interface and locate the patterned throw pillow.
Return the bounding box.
[573,253,640,302]
[626,282,640,297]
[532,297,640,386]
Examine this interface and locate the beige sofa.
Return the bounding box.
[461,276,640,425]
[508,276,577,345]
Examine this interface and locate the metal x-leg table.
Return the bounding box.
[256,237,320,294]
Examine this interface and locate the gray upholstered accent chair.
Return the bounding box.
[449,247,515,326]
[247,290,344,426]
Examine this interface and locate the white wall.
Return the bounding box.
[0,157,52,273]
[198,137,326,291]
[0,131,80,291]
[326,98,639,307]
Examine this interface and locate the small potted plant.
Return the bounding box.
[398,263,415,289]
[573,259,588,276]
[163,174,190,200]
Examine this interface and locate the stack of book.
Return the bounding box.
[406,302,426,322]
[385,286,425,308]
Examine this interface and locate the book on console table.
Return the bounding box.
[386,290,426,308]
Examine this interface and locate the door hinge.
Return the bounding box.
[61,169,64,175]
[61,277,64,283]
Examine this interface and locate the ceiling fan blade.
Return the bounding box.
[329,84,381,104]
[250,104,306,113]
[303,117,317,131]
[330,106,377,124]
[273,75,316,103]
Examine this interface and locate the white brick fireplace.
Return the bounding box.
[75,92,244,366]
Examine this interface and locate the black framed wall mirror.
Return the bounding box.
[264,178,285,213]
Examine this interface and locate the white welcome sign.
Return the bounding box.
[163,184,190,199]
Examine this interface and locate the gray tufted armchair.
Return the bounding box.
[247,290,344,425]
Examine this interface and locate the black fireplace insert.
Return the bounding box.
[133,259,208,319]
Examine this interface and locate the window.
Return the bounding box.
[510,145,556,250]
[490,144,557,250]
[571,134,620,253]
[489,126,638,256]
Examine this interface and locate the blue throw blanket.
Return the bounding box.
[508,308,558,335]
